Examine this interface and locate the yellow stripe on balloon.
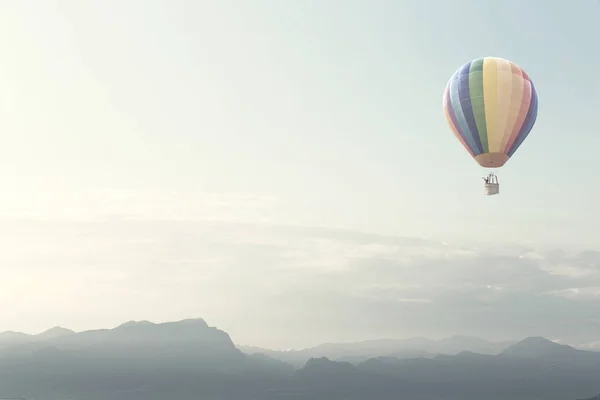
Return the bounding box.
[491,59,512,153]
[482,58,498,152]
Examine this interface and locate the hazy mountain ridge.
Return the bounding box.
[0,318,298,400]
[238,335,516,367]
[0,319,258,370]
[295,338,600,400]
[0,319,598,400]
[0,327,74,348]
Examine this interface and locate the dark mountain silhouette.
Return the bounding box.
[499,337,600,369]
[239,334,514,367]
[0,318,299,400]
[578,395,600,400]
[297,357,359,376]
[3,318,262,376]
[290,336,600,400]
[0,320,597,400]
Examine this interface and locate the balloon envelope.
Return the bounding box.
[443,57,538,168]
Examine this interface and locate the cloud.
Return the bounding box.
[0,189,279,222]
[579,341,600,351]
[546,287,600,301]
[0,218,599,348]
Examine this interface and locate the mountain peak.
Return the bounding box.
[515,336,566,348]
[521,336,555,343]
[116,320,155,329]
[299,357,359,375]
[115,318,208,330]
[96,318,237,351]
[37,327,75,339]
[172,317,209,327]
[501,336,576,358]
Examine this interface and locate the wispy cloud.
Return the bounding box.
[0,218,599,348]
[0,189,279,222]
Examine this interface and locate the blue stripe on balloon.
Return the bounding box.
[457,62,484,154]
[445,86,471,152]
[449,71,479,155]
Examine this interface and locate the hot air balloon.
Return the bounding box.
[443,57,538,196]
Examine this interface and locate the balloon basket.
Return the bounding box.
[483,173,499,196]
[484,183,499,196]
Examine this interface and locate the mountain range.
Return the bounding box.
[239,335,516,367]
[0,318,598,400]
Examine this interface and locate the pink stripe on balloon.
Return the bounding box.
[503,70,532,153]
[509,62,522,77]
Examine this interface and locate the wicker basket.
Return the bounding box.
[483,174,499,196]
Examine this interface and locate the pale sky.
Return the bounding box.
[0,0,599,349]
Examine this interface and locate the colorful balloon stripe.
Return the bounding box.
[443,57,538,168]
